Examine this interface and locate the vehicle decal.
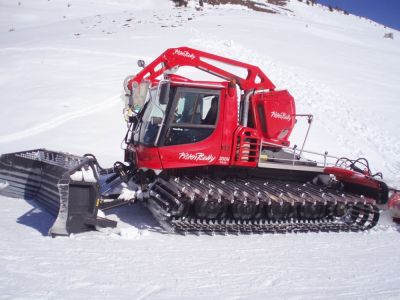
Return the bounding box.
[173,49,196,60]
[270,111,291,121]
[218,156,230,164]
[179,152,216,163]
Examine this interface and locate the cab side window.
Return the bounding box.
[165,88,220,146]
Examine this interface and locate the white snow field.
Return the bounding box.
[0,0,400,299]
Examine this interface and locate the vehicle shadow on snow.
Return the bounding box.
[16,198,166,236]
[17,200,54,236]
[105,202,168,234]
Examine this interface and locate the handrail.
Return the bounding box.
[259,140,340,167]
[295,114,313,157]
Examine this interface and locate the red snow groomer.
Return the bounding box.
[117,47,392,233]
[0,47,396,236]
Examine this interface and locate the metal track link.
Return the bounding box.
[147,176,380,234]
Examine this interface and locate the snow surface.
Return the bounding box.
[0,0,400,299]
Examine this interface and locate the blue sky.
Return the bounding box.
[316,0,400,30]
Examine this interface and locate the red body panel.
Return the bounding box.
[324,166,380,189]
[253,90,295,146]
[218,85,238,166]
[135,145,163,170]
[159,137,222,168]
[388,192,400,223]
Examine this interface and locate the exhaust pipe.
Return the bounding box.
[0,149,116,236]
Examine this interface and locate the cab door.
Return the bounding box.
[158,86,224,169]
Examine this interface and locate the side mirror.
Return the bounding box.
[158,81,170,105]
[137,60,146,68]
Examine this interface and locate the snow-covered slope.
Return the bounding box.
[0,0,399,298]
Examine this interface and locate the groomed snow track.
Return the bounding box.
[147,176,380,234]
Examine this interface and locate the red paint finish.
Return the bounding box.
[135,145,163,170]
[324,166,380,189]
[252,90,295,147]
[388,192,400,224]
[218,84,238,166]
[158,86,225,169]
[128,47,276,92]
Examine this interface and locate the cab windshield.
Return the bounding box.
[135,88,167,146]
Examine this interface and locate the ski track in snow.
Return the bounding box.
[0,46,152,60]
[0,95,119,143]
[189,37,400,186]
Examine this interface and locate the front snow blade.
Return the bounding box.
[0,149,116,236]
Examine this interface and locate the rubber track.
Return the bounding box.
[147,176,380,234]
